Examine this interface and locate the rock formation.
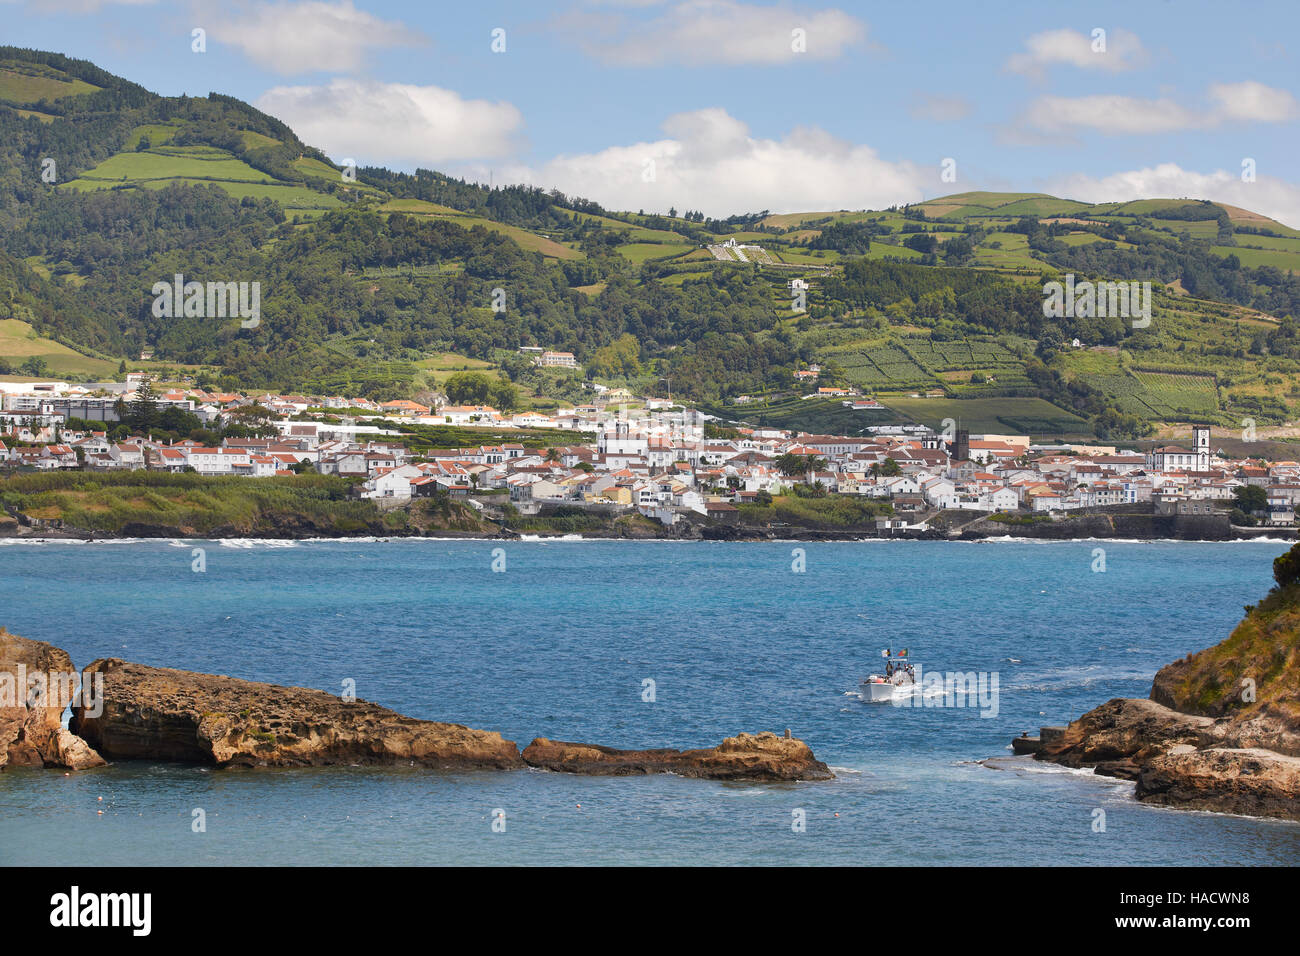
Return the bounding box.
[521,732,833,781]
[0,628,105,770]
[3,634,834,783]
[70,658,525,770]
[1014,544,1300,820]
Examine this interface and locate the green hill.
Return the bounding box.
[2,46,1300,439]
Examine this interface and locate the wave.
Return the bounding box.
[1004,663,1154,692]
[0,537,149,546]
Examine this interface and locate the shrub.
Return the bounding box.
[1273,542,1300,589]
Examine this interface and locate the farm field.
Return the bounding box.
[0,60,98,103]
[414,352,497,387]
[0,319,118,377]
[68,147,278,184]
[821,343,933,389]
[617,242,694,263]
[881,396,1093,436]
[1210,245,1300,272]
[379,199,582,259]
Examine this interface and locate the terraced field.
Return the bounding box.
[1089,369,1221,422]
[58,142,348,215]
[881,396,1092,436]
[823,343,932,388]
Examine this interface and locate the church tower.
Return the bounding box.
[1193,425,1210,471]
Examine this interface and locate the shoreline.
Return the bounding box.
[5,522,1294,546]
[2,531,1296,545]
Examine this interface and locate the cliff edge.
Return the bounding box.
[1016,542,1300,819]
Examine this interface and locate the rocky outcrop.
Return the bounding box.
[71,658,524,769]
[1017,548,1300,820]
[1023,699,1300,819]
[1136,747,1300,818]
[0,628,105,770]
[1041,698,1216,766]
[521,731,833,781]
[5,635,834,783]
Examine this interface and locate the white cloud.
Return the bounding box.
[566,0,866,66]
[1005,27,1145,78]
[1022,94,1200,135]
[1016,82,1299,136]
[1050,163,1300,230]
[1209,81,1300,123]
[203,0,423,75]
[491,108,928,217]
[255,79,523,165]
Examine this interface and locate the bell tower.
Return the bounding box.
[1192,425,1210,471]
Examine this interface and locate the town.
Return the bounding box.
[1,373,1295,534]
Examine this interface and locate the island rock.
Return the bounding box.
[521,731,833,781]
[71,658,524,769]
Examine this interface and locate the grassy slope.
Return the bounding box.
[0,471,404,535]
[0,318,118,377]
[1152,563,1300,723]
[0,60,98,103]
[379,199,582,260]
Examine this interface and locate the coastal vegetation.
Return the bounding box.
[1152,542,1300,719]
[0,470,400,535]
[737,491,893,529]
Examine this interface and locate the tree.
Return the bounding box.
[903,233,937,254]
[1234,484,1267,513]
[774,453,806,477]
[444,372,494,406]
[127,376,158,430]
[1274,541,1300,588]
[20,357,48,377]
[490,379,518,413]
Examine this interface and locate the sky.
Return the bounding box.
[6,0,1300,225]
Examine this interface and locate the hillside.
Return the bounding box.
[1151,546,1300,723]
[3,47,1300,440]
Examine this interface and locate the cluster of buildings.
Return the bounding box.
[2,377,1297,528]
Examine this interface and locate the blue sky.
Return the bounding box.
[8,0,1300,223]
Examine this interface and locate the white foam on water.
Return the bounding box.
[1006,663,1154,692]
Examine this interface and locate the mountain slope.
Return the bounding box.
[2,47,1299,438]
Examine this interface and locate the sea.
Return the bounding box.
[1,537,1298,866]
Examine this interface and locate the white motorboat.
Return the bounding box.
[859,650,916,702]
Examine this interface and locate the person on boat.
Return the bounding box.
[885,662,894,677]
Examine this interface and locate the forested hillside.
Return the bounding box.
[3,47,1300,439]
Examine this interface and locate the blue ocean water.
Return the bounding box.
[1,537,1298,866]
